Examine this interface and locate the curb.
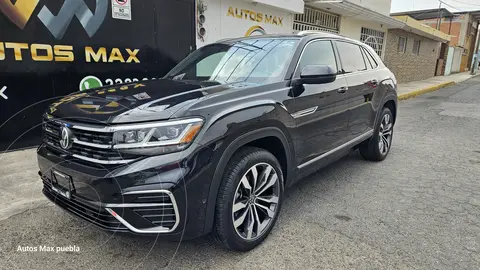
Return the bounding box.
[398,81,456,101]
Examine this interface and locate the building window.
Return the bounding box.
[413,40,421,55]
[398,37,407,53]
[360,27,385,58]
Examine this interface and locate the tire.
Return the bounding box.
[212,146,284,251]
[359,107,394,161]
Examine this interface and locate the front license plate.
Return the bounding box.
[51,170,73,199]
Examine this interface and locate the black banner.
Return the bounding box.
[0,0,195,151]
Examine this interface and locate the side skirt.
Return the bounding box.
[293,130,374,182]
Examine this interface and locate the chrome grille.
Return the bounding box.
[42,180,127,231]
[134,207,177,227]
[42,116,139,165]
[133,193,171,203]
[127,191,179,231]
[70,144,136,161]
[74,129,113,145]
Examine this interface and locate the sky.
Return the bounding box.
[391,0,480,13]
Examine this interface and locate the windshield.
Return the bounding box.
[165,38,299,85]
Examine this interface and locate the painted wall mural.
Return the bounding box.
[0,0,196,151]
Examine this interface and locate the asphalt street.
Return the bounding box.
[1,77,480,269]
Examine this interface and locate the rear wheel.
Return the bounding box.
[360,107,394,161]
[212,147,283,251]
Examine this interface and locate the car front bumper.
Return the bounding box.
[37,143,216,240]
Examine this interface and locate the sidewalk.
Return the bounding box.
[397,72,479,100]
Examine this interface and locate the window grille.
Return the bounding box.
[294,7,340,34]
[413,40,421,55]
[360,27,385,57]
[398,37,407,53]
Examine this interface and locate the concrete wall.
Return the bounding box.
[339,17,387,40]
[459,14,469,48]
[347,0,392,16]
[422,15,466,47]
[196,0,294,47]
[338,16,388,58]
[452,47,463,73]
[384,29,441,83]
[445,47,454,76]
[246,0,304,13]
[422,18,462,47]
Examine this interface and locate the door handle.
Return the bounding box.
[337,86,348,93]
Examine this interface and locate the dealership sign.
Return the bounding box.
[227,6,284,26]
[0,0,196,151]
[0,0,140,64]
[0,43,140,63]
[222,0,292,39]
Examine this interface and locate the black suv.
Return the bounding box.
[38,33,397,251]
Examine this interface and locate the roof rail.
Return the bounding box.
[296,30,342,36]
[297,30,348,38]
[297,30,323,35]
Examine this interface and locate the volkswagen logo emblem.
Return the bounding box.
[60,126,73,150]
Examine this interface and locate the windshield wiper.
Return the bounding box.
[201,80,223,85]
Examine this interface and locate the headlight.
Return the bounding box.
[112,118,204,155]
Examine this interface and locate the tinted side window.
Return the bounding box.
[336,42,367,73]
[361,49,373,69]
[296,40,338,76]
[363,47,378,69]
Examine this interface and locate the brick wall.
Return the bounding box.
[424,21,462,47]
[384,29,442,83]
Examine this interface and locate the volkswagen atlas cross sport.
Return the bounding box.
[38,32,397,251]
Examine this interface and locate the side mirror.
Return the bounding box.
[299,65,337,84]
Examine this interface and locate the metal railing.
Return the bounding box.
[294,7,339,34]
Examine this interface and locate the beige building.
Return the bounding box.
[294,0,404,59]
[291,1,453,83]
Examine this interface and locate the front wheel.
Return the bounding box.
[360,107,394,161]
[212,147,284,251]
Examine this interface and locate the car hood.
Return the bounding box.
[48,79,231,124]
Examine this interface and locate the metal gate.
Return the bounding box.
[293,7,340,34]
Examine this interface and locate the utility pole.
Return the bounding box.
[437,1,443,30]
